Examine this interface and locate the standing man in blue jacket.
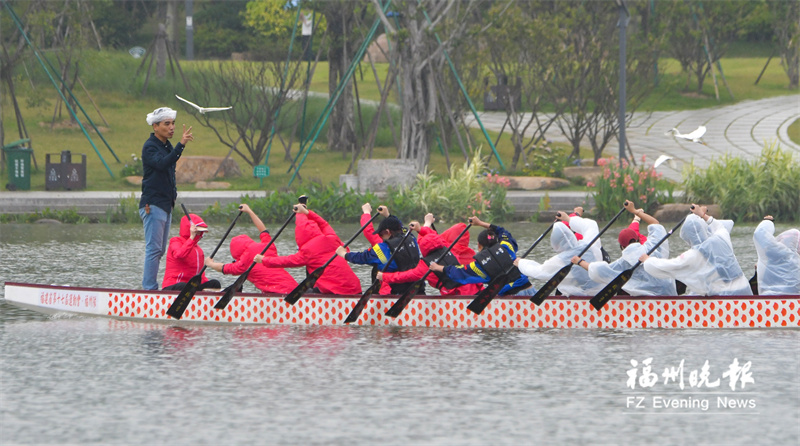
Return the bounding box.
[139,107,194,290]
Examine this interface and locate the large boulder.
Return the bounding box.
[176,156,241,184]
[563,166,603,184]
[506,176,570,190]
[354,159,418,193]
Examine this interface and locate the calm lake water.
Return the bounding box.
[1,222,798,445]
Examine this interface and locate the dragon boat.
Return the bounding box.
[3,282,798,329]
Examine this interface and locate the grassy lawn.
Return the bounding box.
[1,49,797,193]
[789,118,800,146]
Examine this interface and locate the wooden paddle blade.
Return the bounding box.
[466,276,506,315]
[214,274,247,309]
[166,274,202,319]
[530,264,572,306]
[344,287,375,324]
[384,282,423,318]
[589,268,635,311]
[284,267,323,305]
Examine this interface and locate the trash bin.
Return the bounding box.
[2,139,32,191]
[46,150,87,191]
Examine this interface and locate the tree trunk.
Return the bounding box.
[397,19,437,173]
[324,7,357,155]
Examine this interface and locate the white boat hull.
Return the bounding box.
[4,282,799,329]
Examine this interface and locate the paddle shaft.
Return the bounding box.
[243,211,296,277]
[385,223,472,318]
[284,212,381,305]
[530,207,628,305]
[590,216,687,310]
[345,226,417,323]
[213,211,295,309]
[465,222,555,315]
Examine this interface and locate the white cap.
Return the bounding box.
[146,107,177,125]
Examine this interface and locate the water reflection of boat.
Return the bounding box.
[4,282,798,329]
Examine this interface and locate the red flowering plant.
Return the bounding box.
[589,156,674,219]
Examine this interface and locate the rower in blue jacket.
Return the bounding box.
[429,216,531,295]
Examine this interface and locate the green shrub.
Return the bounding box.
[392,149,514,223]
[682,142,800,221]
[120,153,143,177]
[520,145,571,178]
[590,156,675,219]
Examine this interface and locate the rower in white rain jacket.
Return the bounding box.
[584,222,676,296]
[641,213,752,296]
[753,217,800,295]
[516,215,605,297]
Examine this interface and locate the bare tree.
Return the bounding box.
[663,0,749,93]
[183,61,302,167]
[472,1,563,171]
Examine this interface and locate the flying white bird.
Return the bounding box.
[175,95,232,114]
[653,154,676,169]
[665,125,707,144]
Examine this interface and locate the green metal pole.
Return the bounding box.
[419,4,505,170]
[4,3,115,178]
[288,0,391,186]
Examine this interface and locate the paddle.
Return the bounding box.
[466,221,555,315]
[530,206,628,306]
[384,223,473,318]
[284,211,382,305]
[343,226,417,324]
[749,271,758,295]
[589,216,687,311]
[213,211,296,309]
[167,205,242,319]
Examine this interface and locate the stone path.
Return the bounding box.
[465,95,800,182]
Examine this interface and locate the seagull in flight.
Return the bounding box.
[653,154,676,169]
[665,125,707,144]
[175,95,232,114]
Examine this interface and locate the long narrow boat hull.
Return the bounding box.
[3,282,799,329]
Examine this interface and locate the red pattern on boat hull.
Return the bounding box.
[5,282,799,328]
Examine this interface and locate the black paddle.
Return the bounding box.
[530,206,628,306]
[167,205,242,319]
[344,226,417,324]
[589,216,687,310]
[749,271,758,295]
[466,221,556,315]
[213,211,296,309]
[284,211,382,305]
[385,223,473,318]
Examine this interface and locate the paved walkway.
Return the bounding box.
[465,95,800,182]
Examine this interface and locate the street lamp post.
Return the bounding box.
[616,0,630,165]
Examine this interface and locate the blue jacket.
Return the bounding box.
[442,225,530,295]
[139,133,184,212]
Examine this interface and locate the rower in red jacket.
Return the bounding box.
[205,204,297,294]
[439,222,476,264]
[379,214,481,295]
[254,203,362,294]
[162,213,220,290]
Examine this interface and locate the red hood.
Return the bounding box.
[294,213,323,248]
[440,223,476,263]
[230,234,254,260]
[179,213,208,238]
[418,229,447,256]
